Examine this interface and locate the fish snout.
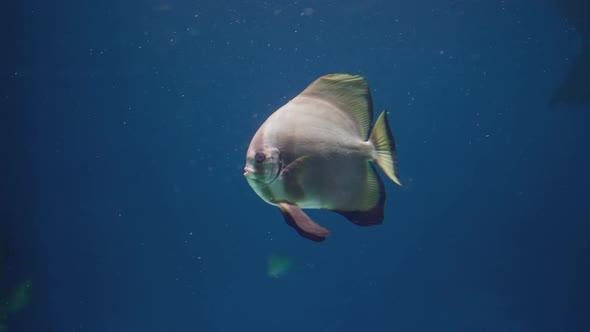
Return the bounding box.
[243,166,255,176]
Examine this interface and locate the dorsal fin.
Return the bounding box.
[296,73,374,140]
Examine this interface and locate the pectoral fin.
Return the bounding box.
[278,202,331,242]
[280,156,309,180]
[279,156,309,201]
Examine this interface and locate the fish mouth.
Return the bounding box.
[243,166,272,185]
[243,166,255,176]
[243,163,282,185]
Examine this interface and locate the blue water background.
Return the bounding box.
[2,0,589,331]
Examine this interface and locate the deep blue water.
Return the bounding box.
[2,0,589,331]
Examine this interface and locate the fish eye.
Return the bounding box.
[255,152,266,163]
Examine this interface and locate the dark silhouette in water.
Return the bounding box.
[551,0,590,107]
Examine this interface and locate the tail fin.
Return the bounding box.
[369,111,401,186]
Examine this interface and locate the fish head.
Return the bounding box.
[243,144,283,187]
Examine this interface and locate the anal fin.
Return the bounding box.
[331,163,386,226]
[278,202,331,242]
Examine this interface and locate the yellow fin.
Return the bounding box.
[331,163,386,226]
[297,73,373,140]
[369,111,401,186]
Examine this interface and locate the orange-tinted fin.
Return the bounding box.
[278,202,331,242]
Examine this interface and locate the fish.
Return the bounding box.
[243,73,401,242]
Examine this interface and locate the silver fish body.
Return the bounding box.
[244,73,401,241]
